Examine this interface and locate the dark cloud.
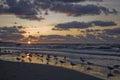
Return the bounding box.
[97,34,120,43]
[39,34,105,43]
[28,35,38,40]
[105,28,120,35]
[39,34,114,43]
[0,26,117,43]
[0,26,25,42]
[88,0,103,1]
[0,0,118,21]
[7,27,118,43]
[40,35,77,42]
[53,21,117,30]
[81,34,103,42]
[50,2,117,16]
[86,28,120,43]
[51,0,103,3]
[53,21,91,30]
[91,21,117,26]
[51,0,84,3]
[86,29,102,33]
[0,0,45,21]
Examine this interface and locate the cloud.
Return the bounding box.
[79,34,103,42]
[0,0,45,21]
[91,21,117,26]
[86,29,101,32]
[53,21,117,30]
[0,26,25,42]
[97,34,120,43]
[87,28,120,43]
[50,2,118,16]
[51,0,103,3]
[0,26,117,43]
[105,28,120,35]
[53,21,91,30]
[0,26,119,43]
[0,0,118,21]
[40,35,77,42]
[39,33,118,43]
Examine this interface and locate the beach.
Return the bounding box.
[0,60,104,80]
[0,44,120,80]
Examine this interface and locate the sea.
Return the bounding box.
[0,43,120,55]
[0,43,120,67]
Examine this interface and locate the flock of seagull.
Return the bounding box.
[15,52,120,79]
[1,49,120,80]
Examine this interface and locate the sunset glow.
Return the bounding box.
[0,1,120,80]
[27,41,31,45]
[0,0,120,44]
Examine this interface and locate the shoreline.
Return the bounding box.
[0,60,104,80]
[0,51,120,80]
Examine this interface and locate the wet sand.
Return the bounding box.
[0,60,104,80]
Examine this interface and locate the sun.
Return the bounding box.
[27,41,31,44]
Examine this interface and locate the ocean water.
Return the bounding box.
[0,44,120,55]
[0,43,120,67]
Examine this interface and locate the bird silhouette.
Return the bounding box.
[16,57,21,61]
[113,65,120,68]
[70,62,77,69]
[107,66,114,80]
[107,73,114,79]
[107,66,114,73]
[80,57,85,62]
[46,57,50,64]
[59,60,66,66]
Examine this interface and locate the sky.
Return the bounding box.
[0,0,120,44]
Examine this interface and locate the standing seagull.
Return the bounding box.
[59,60,66,67]
[107,66,114,80]
[70,62,77,69]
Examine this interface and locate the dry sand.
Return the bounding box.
[0,60,104,80]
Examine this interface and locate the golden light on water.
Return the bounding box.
[26,54,30,58]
